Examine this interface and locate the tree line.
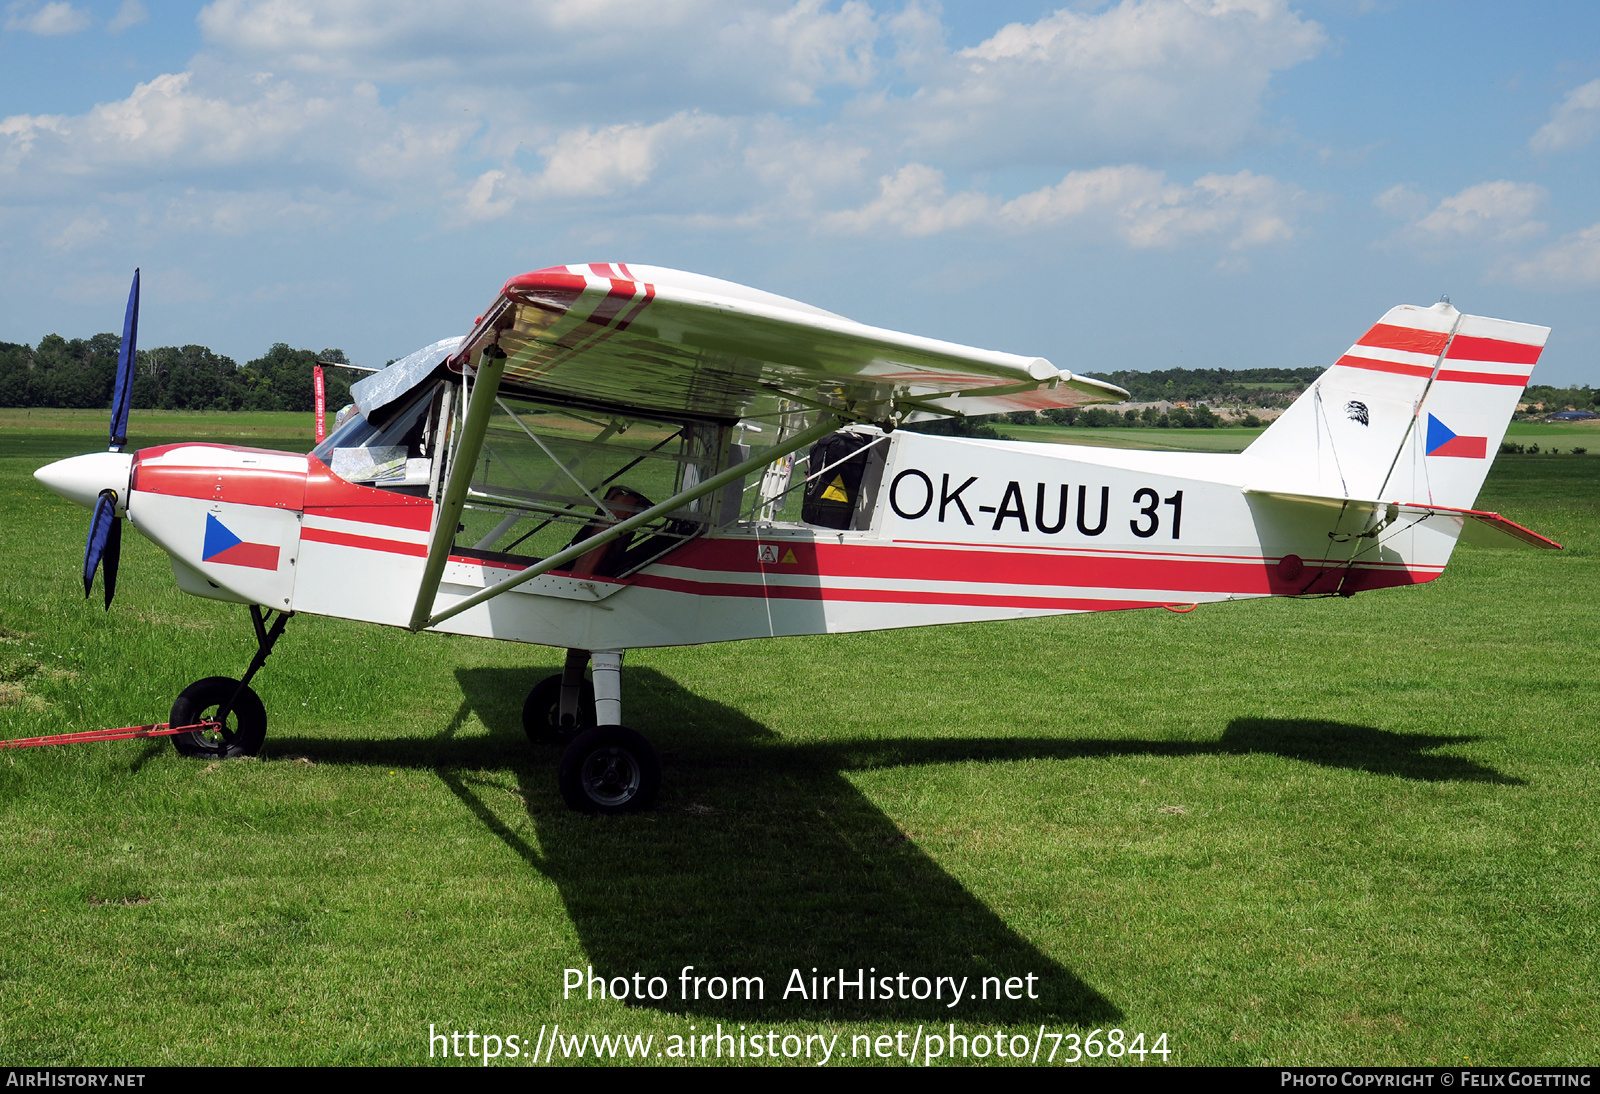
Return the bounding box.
[0,332,355,412]
[3,331,1592,424]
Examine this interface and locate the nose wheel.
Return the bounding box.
[170,605,288,760]
[169,676,266,758]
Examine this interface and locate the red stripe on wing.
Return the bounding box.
[615,280,655,331]
[586,279,639,328]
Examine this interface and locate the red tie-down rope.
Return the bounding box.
[0,721,220,749]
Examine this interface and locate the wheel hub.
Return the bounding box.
[580,746,642,806]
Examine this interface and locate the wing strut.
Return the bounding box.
[409,412,843,632]
[409,346,508,632]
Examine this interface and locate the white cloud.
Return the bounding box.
[1505,224,1600,285]
[106,0,148,33]
[1529,79,1600,154]
[52,209,108,250]
[0,2,1329,252]
[192,0,1323,166]
[744,129,871,206]
[822,163,993,236]
[735,0,880,104]
[536,122,671,197]
[1373,183,1428,219]
[458,113,728,222]
[1410,181,1547,245]
[893,0,1326,166]
[5,1,90,34]
[1007,165,1299,249]
[197,0,885,111]
[0,69,471,200]
[158,188,351,236]
[824,162,1302,250]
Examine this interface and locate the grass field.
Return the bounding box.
[1,410,1596,1066]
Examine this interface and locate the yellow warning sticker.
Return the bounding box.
[781,549,798,564]
[820,475,849,503]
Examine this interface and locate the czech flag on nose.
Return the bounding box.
[1425,414,1487,459]
[203,513,281,570]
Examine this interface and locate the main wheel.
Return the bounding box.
[523,673,596,744]
[169,676,267,759]
[558,725,661,814]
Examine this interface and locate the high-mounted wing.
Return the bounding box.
[450,263,1126,423]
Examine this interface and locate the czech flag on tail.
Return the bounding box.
[1425,414,1487,459]
[203,514,280,570]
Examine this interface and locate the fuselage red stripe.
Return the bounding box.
[662,539,1400,595]
[302,527,427,557]
[629,573,1166,612]
[134,466,305,510]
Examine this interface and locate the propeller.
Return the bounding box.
[82,268,138,609]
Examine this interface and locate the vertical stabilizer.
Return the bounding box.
[1243,303,1548,510]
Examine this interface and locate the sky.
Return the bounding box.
[2,0,1598,385]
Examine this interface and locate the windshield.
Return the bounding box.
[311,385,437,485]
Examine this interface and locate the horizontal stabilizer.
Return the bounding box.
[1243,488,1561,550]
[1440,505,1562,550]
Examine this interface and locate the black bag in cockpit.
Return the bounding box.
[800,431,876,529]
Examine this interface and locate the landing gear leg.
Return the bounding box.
[170,605,290,759]
[522,648,596,743]
[591,650,623,726]
[557,649,661,814]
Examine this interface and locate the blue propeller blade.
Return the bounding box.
[83,491,119,607]
[110,268,138,452]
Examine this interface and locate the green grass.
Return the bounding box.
[0,415,1596,1066]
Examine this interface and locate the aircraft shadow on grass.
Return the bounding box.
[272,664,1518,1023]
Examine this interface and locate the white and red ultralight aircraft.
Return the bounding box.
[31,264,1559,812]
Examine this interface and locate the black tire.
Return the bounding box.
[523,673,596,744]
[169,676,267,759]
[558,725,661,814]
